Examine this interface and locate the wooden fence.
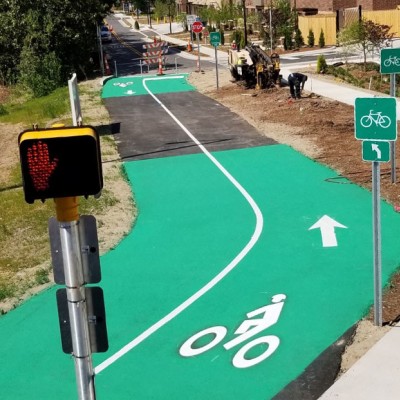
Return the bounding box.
[298,9,400,47]
[298,14,337,46]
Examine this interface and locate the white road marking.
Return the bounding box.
[94,75,264,374]
[309,214,347,247]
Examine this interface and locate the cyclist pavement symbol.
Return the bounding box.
[101,74,195,99]
[2,76,400,399]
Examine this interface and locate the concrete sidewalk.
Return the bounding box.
[318,323,400,399]
[133,18,400,400]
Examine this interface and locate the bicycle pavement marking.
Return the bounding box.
[95,75,264,374]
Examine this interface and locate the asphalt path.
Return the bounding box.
[105,90,275,161]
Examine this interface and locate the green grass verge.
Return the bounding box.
[0,80,129,311]
[0,86,71,127]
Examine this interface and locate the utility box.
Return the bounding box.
[19,126,103,204]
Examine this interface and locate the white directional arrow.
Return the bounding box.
[371,143,381,159]
[308,215,347,247]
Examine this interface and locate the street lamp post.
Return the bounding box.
[269,6,273,52]
[242,0,247,46]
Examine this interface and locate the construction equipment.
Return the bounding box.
[228,44,282,89]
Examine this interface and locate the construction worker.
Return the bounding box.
[288,72,308,99]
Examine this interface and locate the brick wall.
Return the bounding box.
[292,0,399,11]
[335,0,357,9]
[363,0,399,10]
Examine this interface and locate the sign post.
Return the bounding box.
[192,21,203,73]
[355,97,397,326]
[18,125,108,399]
[380,47,400,183]
[68,73,82,126]
[210,32,221,89]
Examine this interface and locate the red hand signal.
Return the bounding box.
[27,141,58,191]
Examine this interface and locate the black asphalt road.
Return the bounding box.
[105,91,276,161]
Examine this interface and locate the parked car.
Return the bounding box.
[101,26,112,43]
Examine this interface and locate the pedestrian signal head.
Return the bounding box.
[18,126,103,204]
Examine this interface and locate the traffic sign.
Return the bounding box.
[19,126,103,203]
[362,140,390,162]
[380,48,400,74]
[192,21,203,34]
[354,97,397,141]
[186,14,197,25]
[210,32,221,47]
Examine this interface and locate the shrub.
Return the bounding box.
[283,29,293,50]
[319,29,325,48]
[294,28,304,48]
[308,29,315,47]
[316,55,328,73]
[134,20,139,30]
[231,30,244,49]
[0,104,8,116]
[18,47,63,98]
[219,29,225,45]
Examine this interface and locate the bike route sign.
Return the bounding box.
[362,140,390,162]
[355,97,397,141]
[380,48,400,74]
[210,32,221,47]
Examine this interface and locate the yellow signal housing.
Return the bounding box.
[19,126,103,204]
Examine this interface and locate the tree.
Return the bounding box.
[261,0,294,51]
[319,29,325,48]
[198,0,241,31]
[294,27,304,49]
[337,19,393,70]
[307,29,315,47]
[283,27,293,50]
[0,0,113,91]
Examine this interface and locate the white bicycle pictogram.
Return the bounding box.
[113,81,134,88]
[383,56,400,67]
[360,110,391,129]
[179,294,286,369]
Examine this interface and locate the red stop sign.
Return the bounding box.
[192,21,203,34]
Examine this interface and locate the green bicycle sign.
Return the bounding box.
[380,48,400,74]
[355,97,397,141]
[210,32,221,47]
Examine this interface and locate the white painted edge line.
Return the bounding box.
[94,75,264,374]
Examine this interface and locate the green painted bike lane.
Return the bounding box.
[1,75,400,398]
[91,145,400,399]
[101,74,195,98]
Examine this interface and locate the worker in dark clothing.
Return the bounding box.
[288,73,308,99]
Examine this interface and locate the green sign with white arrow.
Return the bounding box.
[362,140,390,162]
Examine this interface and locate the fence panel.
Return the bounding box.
[299,9,400,47]
[363,9,400,37]
[298,14,337,46]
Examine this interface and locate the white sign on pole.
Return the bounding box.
[186,14,197,25]
[68,73,82,126]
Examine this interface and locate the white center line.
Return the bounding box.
[94,75,264,374]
